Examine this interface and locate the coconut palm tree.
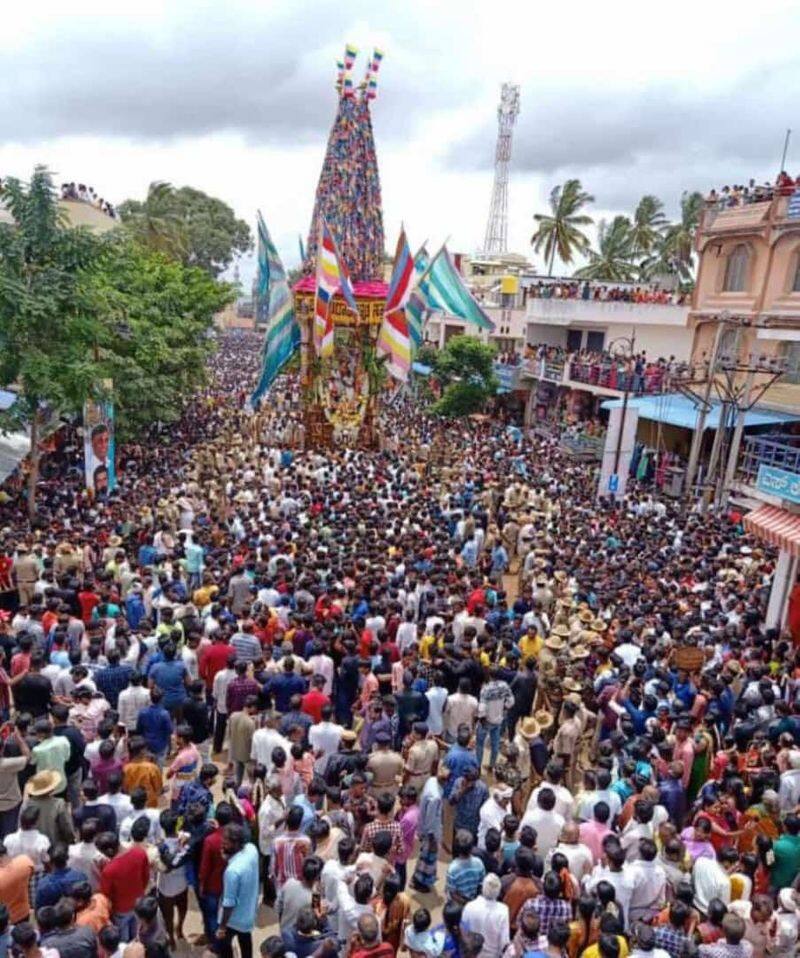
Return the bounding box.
[661,191,703,272]
[531,179,594,275]
[574,216,637,282]
[630,195,667,257]
[118,181,187,260]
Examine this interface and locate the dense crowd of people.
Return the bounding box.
[0,331,797,958]
[59,183,117,219]
[524,283,688,307]
[704,172,799,210]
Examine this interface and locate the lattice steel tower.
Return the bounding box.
[482,83,520,255]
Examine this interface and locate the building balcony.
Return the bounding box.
[525,297,689,327]
[520,356,671,397]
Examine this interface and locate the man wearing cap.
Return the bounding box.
[21,771,74,847]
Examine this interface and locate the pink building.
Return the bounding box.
[692,191,800,629]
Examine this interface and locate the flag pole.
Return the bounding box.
[779,128,792,176]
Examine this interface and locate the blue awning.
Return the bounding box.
[600,393,800,430]
[412,362,432,376]
[0,389,17,411]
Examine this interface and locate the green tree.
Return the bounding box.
[659,190,703,279]
[119,182,252,278]
[574,216,637,282]
[531,179,594,275]
[91,238,234,438]
[431,335,498,417]
[117,181,188,260]
[630,195,667,257]
[0,167,108,518]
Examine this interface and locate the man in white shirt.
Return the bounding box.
[443,679,479,739]
[306,646,334,697]
[258,777,286,864]
[251,716,292,771]
[527,764,575,821]
[520,787,565,859]
[628,838,667,923]
[584,844,635,928]
[117,673,151,731]
[396,612,418,654]
[309,707,344,776]
[478,787,513,850]
[779,751,800,813]
[461,873,510,958]
[693,847,735,915]
[547,823,593,881]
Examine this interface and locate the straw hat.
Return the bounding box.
[563,677,583,692]
[570,645,590,661]
[578,609,594,624]
[26,770,62,798]
[591,619,608,632]
[518,716,541,739]
[552,624,570,639]
[534,709,554,731]
[565,692,583,706]
[107,535,123,548]
[545,635,566,652]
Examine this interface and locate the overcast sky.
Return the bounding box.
[3,0,800,282]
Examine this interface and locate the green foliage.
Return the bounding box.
[119,181,252,278]
[433,381,491,417]
[0,167,109,411]
[415,344,439,369]
[574,216,638,282]
[0,167,236,514]
[430,335,498,418]
[90,238,234,438]
[630,195,667,257]
[531,179,594,275]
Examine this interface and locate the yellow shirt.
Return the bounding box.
[419,633,440,661]
[519,633,542,660]
[582,937,629,958]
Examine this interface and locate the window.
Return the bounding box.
[586,331,606,352]
[566,329,583,352]
[723,244,749,292]
[792,258,800,292]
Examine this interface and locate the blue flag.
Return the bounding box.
[250,212,301,406]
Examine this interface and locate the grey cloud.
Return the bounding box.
[450,63,800,211]
[1,5,468,145]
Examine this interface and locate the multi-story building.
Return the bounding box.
[690,191,800,627]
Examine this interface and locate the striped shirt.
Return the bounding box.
[446,855,486,902]
[272,832,311,889]
[360,819,404,865]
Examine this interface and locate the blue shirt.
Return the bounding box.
[125,593,146,631]
[136,704,174,755]
[150,660,188,708]
[221,842,260,932]
[94,662,134,709]
[443,744,479,798]
[185,542,205,574]
[35,866,88,907]
[266,672,307,713]
[291,793,318,834]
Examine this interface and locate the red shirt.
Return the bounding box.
[0,557,12,591]
[78,591,100,624]
[300,689,330,724]
[100,846,150,913]
[199,827,226,895]
[10,652,30,678]
[199,642,235,690]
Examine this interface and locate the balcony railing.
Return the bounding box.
[569,361,668,394]
[520,357,671,394]
[738,434,800,483]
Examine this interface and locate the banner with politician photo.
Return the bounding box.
[83,398,116,494]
